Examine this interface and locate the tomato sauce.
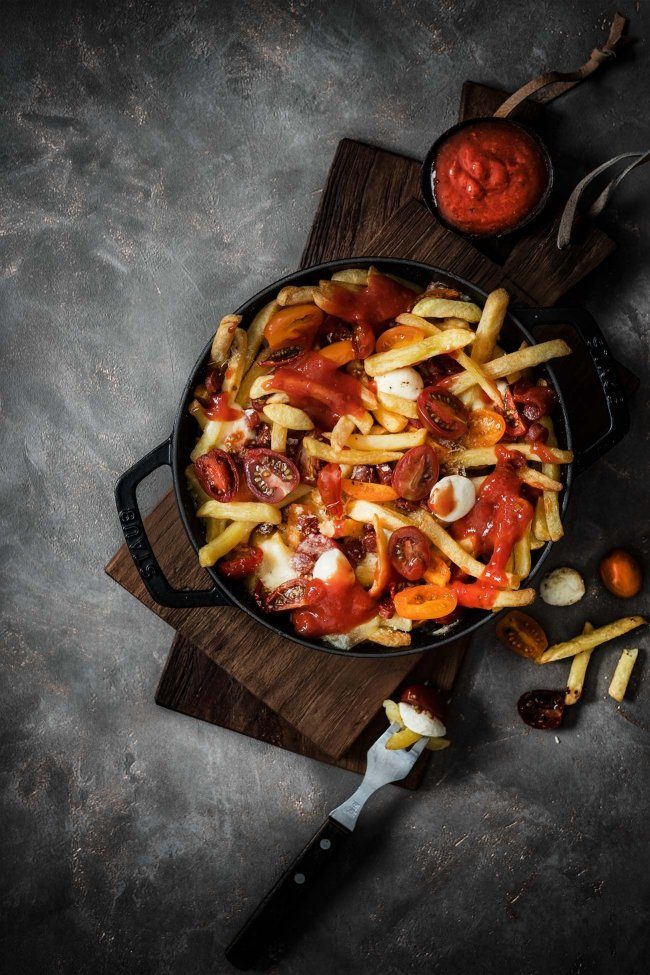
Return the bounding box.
[317,272,414,328]
[452,450,533,586]
[273,351,365,429]
[205,392,241,421]
[530,443,559,464]
[450,581,498,610]
[433,120,548,236]
[292,568,377,637]
[431,480,456,518]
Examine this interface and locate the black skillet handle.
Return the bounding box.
[225,817,351,970]
[516,307,630,474]
[114,438,232,608]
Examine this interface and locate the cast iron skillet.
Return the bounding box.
[115,257,628,657]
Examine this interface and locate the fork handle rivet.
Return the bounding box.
[319,839,331,850]
[294,873,306,884]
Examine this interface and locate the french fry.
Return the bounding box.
[385,727,422,750]
[532,495,551,543]
[448,443,573,467]
[608,648,639,702]
[330,415,356,452]
[331,268,368,285]
[222,329,247,397]
[262,403,314,430]
[565,622,594,706]
[373,404,408,433]
[376,391,419,419]
[248,375,275,399]
[346,429,426,451]
[471,288,509,364]
[346,499,412,533]
[350,410,374,435]
[210,314,241,366]
[539,417,564,542]
[196,500,283,524]
[411,296,482,323]
[271,421,287,453]
[205,517,225,542]
[243,299,277,371]
[370,628,411,647]
[189,399,208,430]
[276,285,316,306]
[506,340,529,384]
[342,480,398,502]
[364,329,473,376]
[359,384,379,410]
[185,463,212,507]
[406,508,519,588]
[513,523,531,580]
[198,521,254,568]
[539,616,646,664]
[302,437,403,465]
[190,419,223,461]
[236,349,269,407]
[450,340,572,395]
[279,483,314,507]
[492,589,536,608]
[518,467,563,492]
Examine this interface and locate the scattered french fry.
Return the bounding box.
[448,443,573,467]
[302,437,403,465]
[491,589,536,608]
[346,429,426,451]
[330,415,356,452]
[276,285,316,306]
[236,349,269,407]
[364,329,473,376]
[513,523,531,580]
[197,500,283,524]
[373,404,408,433]
[411,296,482,322]
[350,410,374,435]
[370,628,411,647]
[270,421,287,453]
[331,267,368,285]
[518,467,563,492]
[565,622,594,706]
[608,648,639,702]
[346,499,412,533]
[539,417,564,541]
[450,340,572,395]
[188,399,208,430]
[263,403,314,430]
[243,300,277,371]
[222,329,247,397]
[198,521,255,568]
[539,616,646,664]
[376,391,419,419]
[210,314,241,366]
[471,288,509,364]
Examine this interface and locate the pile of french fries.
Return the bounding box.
[186,266,576,648]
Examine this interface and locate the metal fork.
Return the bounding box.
[225,725,427,970]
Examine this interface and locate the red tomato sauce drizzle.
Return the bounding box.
[451,446,533,587]
[205,392,241,421]
[450,581,498,610]
[272,352,365,428]
[292,566,377,638]
[319,272,414,328]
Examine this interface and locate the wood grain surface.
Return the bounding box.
[106,81,619,778]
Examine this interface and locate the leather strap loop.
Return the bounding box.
[494,13,628,119]
[557,150,650,250]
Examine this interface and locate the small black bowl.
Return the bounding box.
[420,116,554,239]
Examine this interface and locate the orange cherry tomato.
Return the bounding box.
[495,610,548,660]
[376,324,425,354]
[264,304,324,350]
[319,340,356,366]
[464,409,506,448]
[423,554,451,587]
[599,548,643,598]
[393,584,457,621]
[341,480,398,502]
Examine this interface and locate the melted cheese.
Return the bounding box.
[255,533,297,591]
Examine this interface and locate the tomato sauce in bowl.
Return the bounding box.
[422,118,552,238]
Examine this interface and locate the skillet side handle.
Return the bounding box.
[114,438,232,608]
[517,307,629,474]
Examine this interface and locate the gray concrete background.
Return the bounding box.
[1,1,649,972]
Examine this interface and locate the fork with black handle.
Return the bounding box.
[225,724,427,970]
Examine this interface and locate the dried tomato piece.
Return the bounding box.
[512,380,555,420]
[218,545,263,579]
[517,690,565,730]
[266,578,326,612]
[193,449,239,502]
[417,388,468,441]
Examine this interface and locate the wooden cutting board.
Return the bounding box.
[106,82,619,773]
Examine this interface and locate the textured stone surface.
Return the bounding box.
[1,1,649,973]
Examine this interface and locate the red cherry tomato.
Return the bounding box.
[317,463,344,518]
[392,445,439,500]
[218,545,263,579]
[194,449,239,501]
[387,526,431,581]
[400,683,447,722]
[265,578,326,612]
[517,690,564,730]
[512,380,555,421]
[417,387,468,440]
[243,448,300,503]
[263,304,324,350]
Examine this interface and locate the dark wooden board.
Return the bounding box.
[107,81,620,781]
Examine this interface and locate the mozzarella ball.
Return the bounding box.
[540,567,585,606]
[312,548,355,585]
[429,475,476,522]
[375,367,424,402]
[399,702,446,737]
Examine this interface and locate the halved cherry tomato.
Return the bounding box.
[243,448,299,503]
[495,610,548,660]
[393,584,457,620]
[194,449,239,501]
[517,690,564,730]
[319,340,356,366]
[342,480,398,502]
[388,527,431,581]
[353,321,376,359]
[266,578,326,612]
[317,463,344,518]
[400,683,447,722]
[423,554,451,587]
[218,545,263,579]
[376,324,425,354]
[392,444,439,501]
[464,409,506,448]
[264,304,324,350]
[369,514,391,598]
[417,387,468,441]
